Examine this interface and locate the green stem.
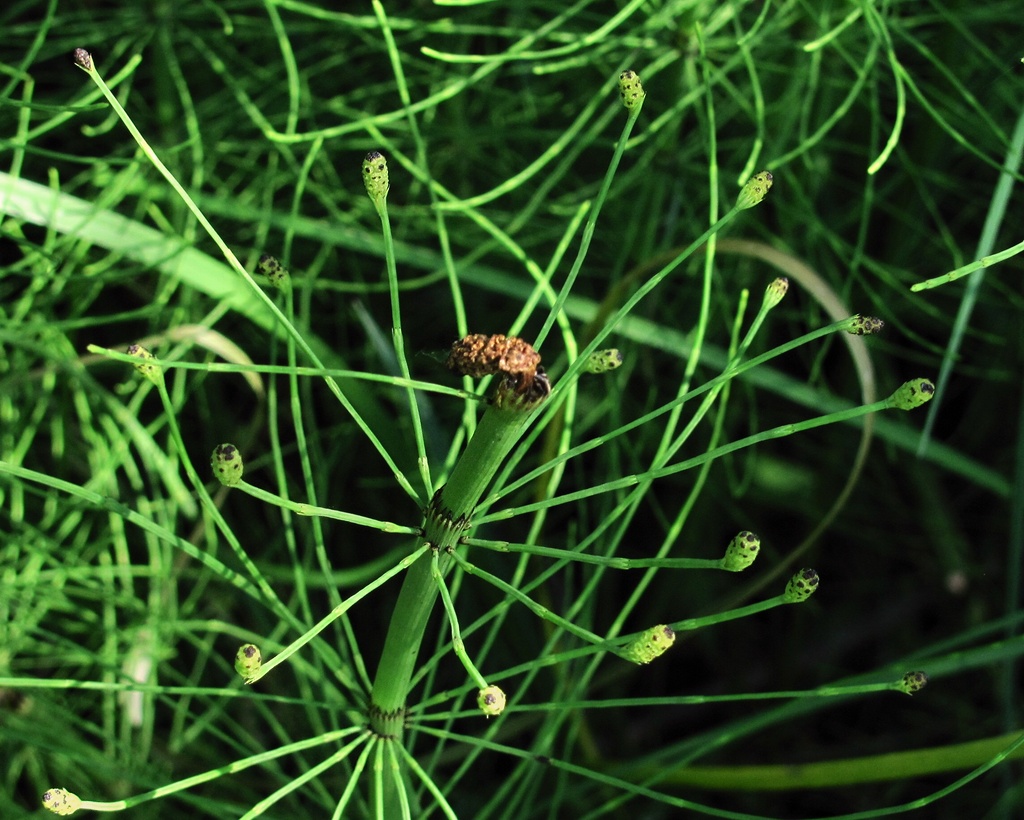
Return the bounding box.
[368,383,546,738]
[647,730,1024,792]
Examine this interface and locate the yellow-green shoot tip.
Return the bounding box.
[42,788,81,815]
[257,253,290,292]
[478,685,506,717]
[784,568,819,602]
[583,349,623,374]
[362,151,389,203]
[618,70,646,111]
[888,378,935,410]
[211,443,244,487]
[235,644,262,682]
[623,625,676,664]
[127,344,163,387]
[723,531,760,571]
[737,171,773,210]
[897,670,929,695]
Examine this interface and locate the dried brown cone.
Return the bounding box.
[446,334,541,389]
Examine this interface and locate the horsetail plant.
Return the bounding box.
[30,48,945,818]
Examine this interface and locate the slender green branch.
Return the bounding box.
[247,543,430,685]
[432,550,489,689]
[911,236,1024,291]
[363,148,432,499]
[534,70,646,350]
[449,547,607,649]
[463,537,732,571]
[234,480,419,534]
[72,49,420,503]
[42,729,365,814]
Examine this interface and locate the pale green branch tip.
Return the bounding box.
[888,378,935,411]
[42,788,81,816]
[623,625,676,664]
[897,671,929,695]
[846,315,885,336]
[723,531,760,571]
[764,277,789,309]
[235,644,262,682]
[212,443,244,487]
[737,171,774,210]
[127,343,163,387]
[785,568,820,603]
[362,151,389,204]
[618,69,645,110]
[478,685,507,717]
[583,349,623,374]
[257,253,290,292]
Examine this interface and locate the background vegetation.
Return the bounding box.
[2,0,1023,817]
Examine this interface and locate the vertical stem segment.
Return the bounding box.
[368,379,548,738]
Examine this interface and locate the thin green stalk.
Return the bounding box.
[484,300,827,517]
[449,548,607,650]
[0,460,262,603]
[645,730,1024,792]
[42,729,365,814]
[233,480,418,534]
[911,236,1024,291]
[534,73,646,350]
[275,281,370,692]
[334,738,377,819]
[239,742,360,820]
[73,50,420,503]
[475,391,914,526]
[150,382,296,622]
[83,345,472,398]
[915,64,1024,454]
[463,537,734,570]
[247,543,430,686]
[364,148,431,499]
[433,550,488,689]
[397,742,459,820]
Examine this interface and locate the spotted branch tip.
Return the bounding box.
[257,253,290,291]
[72,48,93,71]
[618,69,645,111]
[477,685,506,717]
[847,315,885,335]
[42,788,81,815]
[235,644,262,681]
[737,171,773,210]
[784,568,819,602]
[212,443,244,487]
[623,624,676,664]
[362,151,389,203]
[583,348,623,374]
[888,378,935,410]
[898,670,929,695]
[127,343,163,386]
[723,531,760,571]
